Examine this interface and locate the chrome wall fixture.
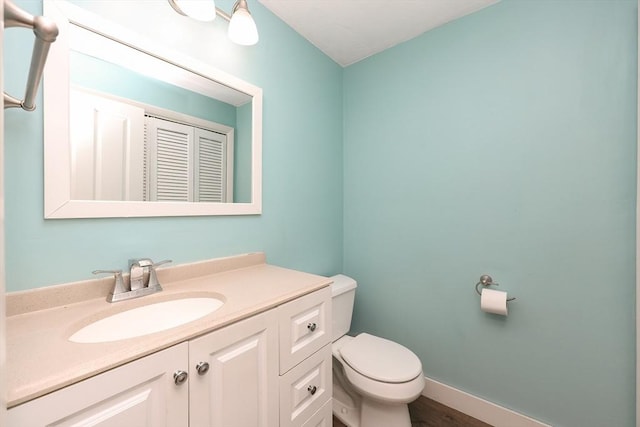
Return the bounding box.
[3,0,58,111]
[475,274,516,301]
[168,0,259,46]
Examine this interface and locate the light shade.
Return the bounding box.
[228,2,259,46]
[171,0,217,22]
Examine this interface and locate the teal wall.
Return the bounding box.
[4,0,344,290]
[343,1,637,426]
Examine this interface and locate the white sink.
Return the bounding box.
[69,297,224,343]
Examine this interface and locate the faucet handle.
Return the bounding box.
[152,259,172,268]
[92,269,122,275]
[93,269,129,299]
[148,259,172,288]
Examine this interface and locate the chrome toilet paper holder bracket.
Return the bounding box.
[475,274,516,301]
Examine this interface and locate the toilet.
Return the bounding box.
[330,274,425,427]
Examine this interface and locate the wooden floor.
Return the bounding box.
[333,395,492,427]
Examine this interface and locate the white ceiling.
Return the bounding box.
[258,0,499,67]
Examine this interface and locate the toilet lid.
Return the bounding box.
[339,333,422,383]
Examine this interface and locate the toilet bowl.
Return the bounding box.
[330,275,425,427]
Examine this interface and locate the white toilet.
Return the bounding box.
[330,274,425,427]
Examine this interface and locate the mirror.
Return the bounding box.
[43,0,262,218]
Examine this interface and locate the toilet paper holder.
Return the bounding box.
[475,274,516,301]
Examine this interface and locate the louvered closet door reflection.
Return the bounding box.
[195,128,227,203]
[146,117,193,201]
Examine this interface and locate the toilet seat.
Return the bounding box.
[339,333,422,383]
[340,360,425,403]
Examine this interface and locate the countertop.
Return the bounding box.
[6,253,331,407]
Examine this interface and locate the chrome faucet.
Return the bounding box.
[129,258,153,291]
[94,259,172,303]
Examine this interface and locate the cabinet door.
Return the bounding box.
[189,309,279,427]
[7,343,189,427]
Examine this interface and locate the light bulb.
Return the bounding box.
[228,7,259,46]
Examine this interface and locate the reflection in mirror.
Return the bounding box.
[43,0,262,218]
[69,52,251,203]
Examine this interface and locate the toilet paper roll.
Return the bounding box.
[481,288,508,316]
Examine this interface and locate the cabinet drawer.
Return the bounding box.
[302,399,333,427]
[279,344,332,427]
[301,399,333,427]
[278,286,331,374]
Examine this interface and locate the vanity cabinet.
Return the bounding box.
[7,287,331,427]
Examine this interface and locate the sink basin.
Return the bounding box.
[69,297,224,343]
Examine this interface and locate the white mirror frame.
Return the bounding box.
[42,0,262,218]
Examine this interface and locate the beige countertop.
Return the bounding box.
[6,253,331,408]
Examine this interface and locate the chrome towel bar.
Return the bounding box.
[3,0,58,111]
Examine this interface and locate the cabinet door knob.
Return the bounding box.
[173,370,188,385]
[307,322,317,332]
[196,361,210,376]
[307,385,317,395]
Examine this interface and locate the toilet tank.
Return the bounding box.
[330,274,357,341]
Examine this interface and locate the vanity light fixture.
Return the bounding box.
[168,0,217,22]
[168,0,259,46]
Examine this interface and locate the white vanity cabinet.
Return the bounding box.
[6,342,190,426]
[7,286,331,427]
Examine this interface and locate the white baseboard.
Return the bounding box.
[422,377,552,427]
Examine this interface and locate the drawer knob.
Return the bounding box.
[307,322,317,332]
[196,361,210,376]
[307,385,317,395]
[173,370,188,385]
